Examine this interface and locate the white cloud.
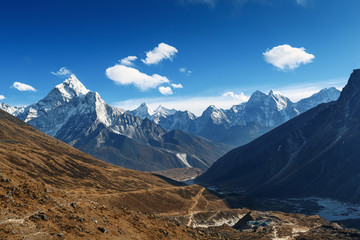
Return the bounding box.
[263,44,315,71]
[142,43,178,65]
[51,67,72,76]
[171,83,184,89]
[0,95,5,100]
[158,86,173,95]
[106,64,170,91]
[222,91,249,101]
[120,56,138,66]
[179,67,192,75]
[114,92,249,116]
[12,82,37,92]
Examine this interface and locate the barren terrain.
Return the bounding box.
[1,109,359,239]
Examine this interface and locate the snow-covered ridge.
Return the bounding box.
[0,103,25,116]
[129,103,176,123]
[129,87,341,130]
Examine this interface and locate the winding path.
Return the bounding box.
[187,188,205,227]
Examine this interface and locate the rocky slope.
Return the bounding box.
[2,75,228,171]
[131,88,340,146]
[0,109,358,239]
[196,69,360,203]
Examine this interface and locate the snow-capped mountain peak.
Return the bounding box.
[151,105,177,123]
[184,110,196,120]
[268,90,289,111]
[202,105,219,116]
[315,87,340,100]
[55,74,90,100]
[206,105,218,111]
[129,102,154,119]
[268,89,282,97]
[294,87,341,113]
[153,105,176,116]
[247,90,267,105]
[202,105,229,124]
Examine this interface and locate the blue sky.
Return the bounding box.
[1,0,359,115]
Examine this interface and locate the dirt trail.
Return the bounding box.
[0,211,39,225]
[97,186,188,196]
[186,188,205,227]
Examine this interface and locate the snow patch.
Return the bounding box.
[176,153,192,168]
[24,108,38,122]
[191,213,245,228]
[191,154,210,168]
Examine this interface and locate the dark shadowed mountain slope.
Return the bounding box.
[72,124,230,171]
[197,69,360,203]
[161,129,232,168]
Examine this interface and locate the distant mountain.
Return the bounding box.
[130,88,341,146]
[294,87,341,113]
[0,103,25,116]
[3,75,228,171]
[129,103,176,123]
[129,102,154,120]
[196,69,360,203]
[225,90,298,128]
[156,110,197,132]
[152,105,177,123]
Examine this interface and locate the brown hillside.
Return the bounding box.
[0,109,231,239]
[1,109,360,239]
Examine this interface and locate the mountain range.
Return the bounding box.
[1,75,229,171]
[196,69,360,203]
[131,87,340,146]
[0,75,341,173]
[0,103,25,116]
